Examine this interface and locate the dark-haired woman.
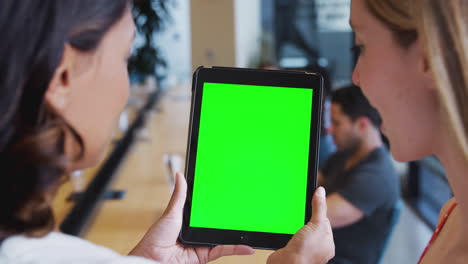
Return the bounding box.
[0,1,261,263]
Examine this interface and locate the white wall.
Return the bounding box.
[190,0,262,71]
[234,0,261,68]
[190,0,237,72]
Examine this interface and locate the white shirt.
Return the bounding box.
[0,232,158,264]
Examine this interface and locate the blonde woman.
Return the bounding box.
[269,0,468,263]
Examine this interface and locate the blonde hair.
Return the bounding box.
[365,0,417,47]
[365,0,468,160]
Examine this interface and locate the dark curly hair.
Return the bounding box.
[0,0,129,239]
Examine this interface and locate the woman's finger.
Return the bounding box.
[309,187,327,226]
[162,172,187,218]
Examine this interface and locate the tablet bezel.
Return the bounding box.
[180,66,323,250]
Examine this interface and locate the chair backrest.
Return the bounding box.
[376,199,404,264]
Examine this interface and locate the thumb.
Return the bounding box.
[163,172,187,218]
[309,187,327,226]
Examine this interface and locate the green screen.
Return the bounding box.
[190,82,313,235]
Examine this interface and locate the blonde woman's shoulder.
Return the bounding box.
[438,197,457,223]
[0,232,157,264]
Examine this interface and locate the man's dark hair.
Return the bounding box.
[331,85,382,128]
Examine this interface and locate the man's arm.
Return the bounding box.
[326,193,364,228]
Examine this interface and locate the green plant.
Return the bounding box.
[129,0,171,80]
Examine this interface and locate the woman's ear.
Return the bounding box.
[45,44,76,113]
[45,70,69,111]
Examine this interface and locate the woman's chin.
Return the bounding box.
[391,152,410,163]
[391,145,429,163]
[67,149,106,172]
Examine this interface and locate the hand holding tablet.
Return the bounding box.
[180,67,324,250]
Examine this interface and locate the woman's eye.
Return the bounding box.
[351,44,365,56]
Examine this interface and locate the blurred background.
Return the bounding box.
[53,1,452,263]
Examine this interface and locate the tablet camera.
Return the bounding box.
[240,234,249,243]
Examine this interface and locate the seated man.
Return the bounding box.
[318,85,400,264]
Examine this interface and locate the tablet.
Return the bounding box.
[180,66,323,250]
